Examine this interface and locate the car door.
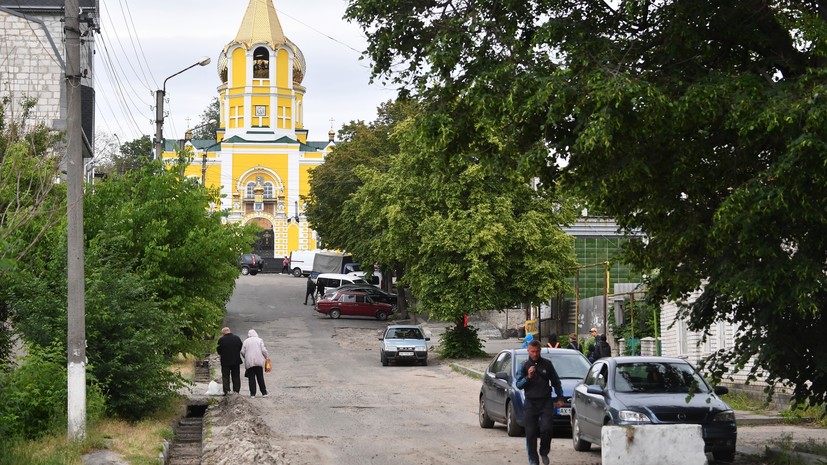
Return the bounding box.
[337,293,357,315]
[353,293,374,316]
[578,361,610,440]
[482,351,511,422]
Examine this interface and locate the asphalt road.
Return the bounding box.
[218,273,827,465]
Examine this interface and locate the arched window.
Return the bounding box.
[246,181,256,198]
[253,47,269,79]
[264,182,274,199]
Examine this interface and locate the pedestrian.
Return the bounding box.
[281,255,290,274]
[584,327,598,358]
[516,339,564,465]
[316,278,326,300]
[241,329,269,398]
[216,327,243,395]
[566,333,581,352]
[591,334,611,362]
[304,275,316,305]
[546,333,559,348]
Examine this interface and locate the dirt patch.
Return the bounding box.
[202,395,286,465]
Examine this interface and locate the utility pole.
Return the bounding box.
[65,0,87,441]
[154,88,165,160]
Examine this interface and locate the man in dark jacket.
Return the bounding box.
[304,276,316,305]
[216,327,243,395]
[516,340,564,465]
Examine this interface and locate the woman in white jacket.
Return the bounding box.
[241,329,269,397]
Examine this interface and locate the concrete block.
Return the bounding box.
[602,424,708,465]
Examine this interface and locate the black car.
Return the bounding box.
[323,284,398,310]
[570,356,737,462]
[239,253,263,275]
[479,348,591,437]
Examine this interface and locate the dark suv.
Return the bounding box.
[239,254,263,275]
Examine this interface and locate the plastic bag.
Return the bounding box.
[206,380,223,396]
[264,358,272,373]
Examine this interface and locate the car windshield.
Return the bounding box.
[386,328,423,339]
[515,352,590,379]
[614,361,711,394]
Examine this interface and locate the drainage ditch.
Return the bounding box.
[164,357,211,465]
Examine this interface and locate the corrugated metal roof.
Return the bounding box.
[562,217,644,238]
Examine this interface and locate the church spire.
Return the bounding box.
[233,0,286,50]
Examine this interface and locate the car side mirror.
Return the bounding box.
[495,371,509,381]
[378,337,384,341]
[713,385,729,395]
[586,385,605,395]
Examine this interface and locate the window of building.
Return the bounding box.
[246,182,256,198]
[264,182,274,199]
[253,47,269,79]
[254,202,264,212]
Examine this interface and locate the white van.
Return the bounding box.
[315,273,368,291]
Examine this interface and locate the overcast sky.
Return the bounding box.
[95,0,397,145]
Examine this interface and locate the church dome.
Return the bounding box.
[217,0,305,85]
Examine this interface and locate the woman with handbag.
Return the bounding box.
[241,329,270,398]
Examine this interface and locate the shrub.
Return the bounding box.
[438,324,487,359]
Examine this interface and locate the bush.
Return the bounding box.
[438,324,487,359]
[0,343,105,441]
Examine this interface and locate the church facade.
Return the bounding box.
[162,0,330,270]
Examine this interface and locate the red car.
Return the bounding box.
[315,290,393,320]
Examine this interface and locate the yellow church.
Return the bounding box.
[162,0,330,270]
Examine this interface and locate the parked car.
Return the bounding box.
[314,290,393,320]
[323,284,399,310]
[239,253,263,275]
[315,273,368,291]
[570,356,737,463]
[479,348,591,437]
[378,325,430,366]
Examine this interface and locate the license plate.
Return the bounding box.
[399,352,414,356]
[557,408,571,416]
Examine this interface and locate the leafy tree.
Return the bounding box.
[109,135,152,175]
[5,156,258,419]
[345,1,827,405]
[0,95,63,366]
[345,110,578,334]
[190,97,220,140]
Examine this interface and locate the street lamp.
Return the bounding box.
[154,56,211,160]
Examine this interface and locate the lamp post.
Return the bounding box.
[154,56,211,160]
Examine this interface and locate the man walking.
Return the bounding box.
[516,340,564,465]
[216,327,243,395]
[304,275,316,305]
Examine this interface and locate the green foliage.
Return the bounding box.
[2,157,257,421]
[346,0,827,406]
[109,135,152,175]
[0,343,105,441]
[438,324,486,359]
[190,98,220,140]
[608,298,660,355]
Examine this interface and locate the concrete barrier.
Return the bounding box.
[602,424,707,465]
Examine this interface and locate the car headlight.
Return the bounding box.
[384,345,397,352]
[713,410,735,422]
[618,410,652,423]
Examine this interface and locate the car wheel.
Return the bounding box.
[479,396,495,428]
[240,266,250,275]
[506,401,524,437]
[571,413,591,451]
[292,267,302,277]
[381,351,388,367]
[712,449,735,463]
[250,271,258,276]
[420,355,428,366]
[375,310,389,321]
[329,308,341,319]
